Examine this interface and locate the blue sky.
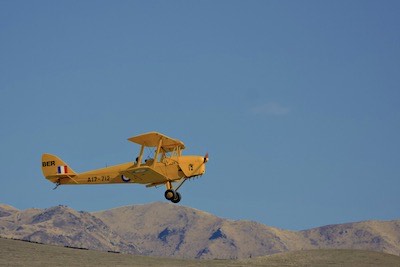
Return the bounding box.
[1,1,399,230]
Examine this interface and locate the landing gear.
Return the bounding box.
[171,191,181,203]
[164,181,183,203]
[164,189,175,201]
[164,189,182,203]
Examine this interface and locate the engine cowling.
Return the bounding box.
[178,156,206,178]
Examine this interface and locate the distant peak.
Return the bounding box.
[0,204,19,211]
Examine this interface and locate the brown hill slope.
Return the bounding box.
[0,205,139,254]
[93,202,303,259]
[301,220,400,255]
[2,237,400,267]
[1,202,400,259]
[240,249,400,267]
[93,202,400,259]
[0,204,18,217]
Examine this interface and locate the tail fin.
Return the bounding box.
[41,153,76,183]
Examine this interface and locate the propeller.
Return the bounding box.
[204,152,209,163]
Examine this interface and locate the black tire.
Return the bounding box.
[165,189,176,201]
[171,191,181,203]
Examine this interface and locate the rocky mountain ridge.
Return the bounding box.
[1,202,399,259]
[0,204,138,254]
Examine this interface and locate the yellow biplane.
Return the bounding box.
[41,132,208,203]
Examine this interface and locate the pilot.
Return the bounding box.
[145,157,154,165]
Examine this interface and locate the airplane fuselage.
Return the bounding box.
[49,155,205,186]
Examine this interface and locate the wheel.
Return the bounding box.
[164,189,176,201]
[171,191,181,203]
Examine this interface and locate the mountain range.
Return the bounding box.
[1,202,399,259]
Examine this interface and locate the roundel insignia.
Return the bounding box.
[121,175,131,182]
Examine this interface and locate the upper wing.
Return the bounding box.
[127,132,185,152]
[120,166,168,185]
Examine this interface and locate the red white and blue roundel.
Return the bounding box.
[57,166,68,174]
[121,175,130,182]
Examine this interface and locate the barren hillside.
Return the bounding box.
[0,204,138,254]
[2,237,400,267]
[1,202,399,260]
